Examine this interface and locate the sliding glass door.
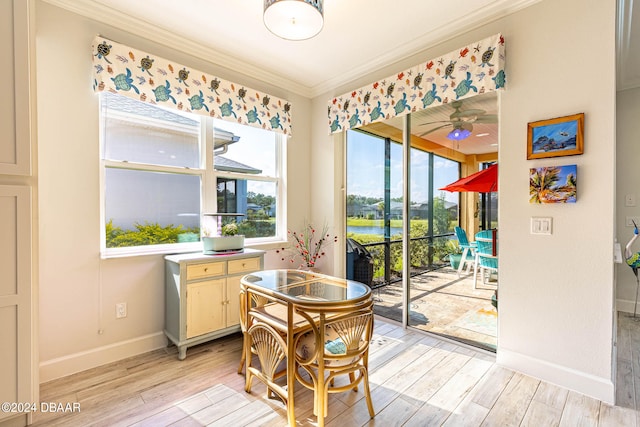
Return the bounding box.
[345,91,498,351]
[345,131,403,300]
[345,129,460,323]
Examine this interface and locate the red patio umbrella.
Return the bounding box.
[439,163,498,193]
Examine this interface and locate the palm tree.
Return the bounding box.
[530,167,576,203]
[530,167,560,203]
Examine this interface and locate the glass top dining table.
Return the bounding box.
[240,269,371,305]
[239,269,375,427]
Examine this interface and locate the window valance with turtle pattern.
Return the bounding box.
[327,33,505,134]
[91,36,292,136]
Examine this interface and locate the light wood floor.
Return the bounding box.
[617,311,640,414]
[32,316,638,427]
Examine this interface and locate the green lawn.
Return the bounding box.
[347,218,428,228]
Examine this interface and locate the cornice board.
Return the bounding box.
[44,0,539,99]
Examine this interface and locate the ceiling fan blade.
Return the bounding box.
[414,119,451,127]
[415,99,496,136]
[450,108,486,121]
[473,114,498,123]
[418,123,452,137]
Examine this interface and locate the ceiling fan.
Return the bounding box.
[417,100,497,140]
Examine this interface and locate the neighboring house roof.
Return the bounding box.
[104,93,241,152]
[214,127,240,150]
[412,201,458,210]
[365,201,404,210]
[214,156,262,174]
[104,92,199,126]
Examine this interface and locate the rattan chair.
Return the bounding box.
[293,298,375,427]
[242,274,374,427]
[238,289,271,374]
[243,292,315,426]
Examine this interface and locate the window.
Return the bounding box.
[212,120,280,240]
[100,93,284,256]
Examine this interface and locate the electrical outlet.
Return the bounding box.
[626,216,640,227]
[116,302,127,319]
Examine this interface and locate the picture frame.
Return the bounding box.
[527,113,584,160]
[529,164,577,204]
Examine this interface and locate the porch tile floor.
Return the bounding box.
[370,266,498,352]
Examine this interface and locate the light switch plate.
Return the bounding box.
[531,217,552,235]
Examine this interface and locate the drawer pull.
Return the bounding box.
[204,267,208,272]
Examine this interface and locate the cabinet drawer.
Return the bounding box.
[186,262,225,280]
[228,257,261,274]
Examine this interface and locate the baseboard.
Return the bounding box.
[39,332,167,383]
[497,348,615,404]
[617,298,639,315]
[0,414,27,427]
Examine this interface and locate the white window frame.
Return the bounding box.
[99,94,286,258]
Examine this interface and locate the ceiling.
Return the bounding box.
[47,0,637,156]
[49,0,538,97]
[374,91,498,155]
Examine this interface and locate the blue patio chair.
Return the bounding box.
[474,229,498,289]
[454,226,477,277]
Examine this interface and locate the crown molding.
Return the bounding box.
[43,0,540,99]
[41,0,315,97]
[310,0,541,97]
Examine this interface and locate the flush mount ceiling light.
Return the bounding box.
[264,0,324,41]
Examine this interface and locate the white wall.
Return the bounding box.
[312,0,616,402]
[617,87,640,313]
[497,0,615,403]
[36,1,310,381]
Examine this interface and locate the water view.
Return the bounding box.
[347,225,403,236]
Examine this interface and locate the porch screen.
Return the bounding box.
[328,33,505,134]
[92,36,292,136]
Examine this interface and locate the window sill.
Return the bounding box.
[100,239,288,259]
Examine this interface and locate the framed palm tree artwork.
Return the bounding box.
[527,113,584,159]
[529,165,577,204]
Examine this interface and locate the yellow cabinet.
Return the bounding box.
[226,275,242,328]
[186,279,225,338]
[165,249,264,359]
